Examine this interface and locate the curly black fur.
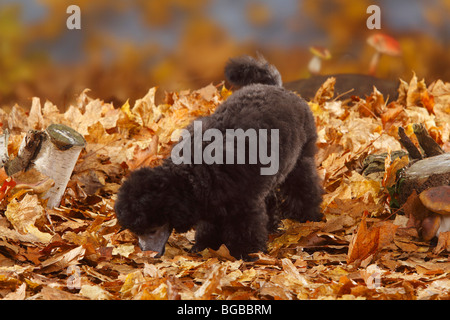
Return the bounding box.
[115,55,323,260]
[225,54,282,87]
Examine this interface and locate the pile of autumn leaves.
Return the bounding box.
[0,75,449,300]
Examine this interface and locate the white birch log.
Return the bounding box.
[1,124,85,208]
[33,124,86,208]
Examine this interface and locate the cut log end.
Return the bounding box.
[46,124,86,150]
[399,153,450,205]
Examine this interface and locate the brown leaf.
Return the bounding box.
[299,232,348,252]
[3,283,26,300]
[131,87,158,128]
[313,77,335,104]
[40,286,87,300]
[12,168,54,195]
[381,104,405,128]
[127,135,159,170]
[40,246,85,273]
[403,190,430,229]
[406,74,428,108]
[367,87,386,116]
[382,152,409,189]
[433,231,450,255]
[79,285,113,300]
[207,244,236,261]
[193,264,225,299]
[0,176,17,203]
[347,213,399,264]
[281,258,309,286]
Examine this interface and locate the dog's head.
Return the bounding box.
[114,166,173,257]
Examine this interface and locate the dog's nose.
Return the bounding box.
[137,225,170,257]
[155,247,165,257]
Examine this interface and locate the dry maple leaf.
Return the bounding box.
[39,246,86,273]
[281,258,309,286]
[207,244,236,261]
[421,91,435,114]
[193,264,225,300]
[4,194,52,244]
[433,231,450,255]
[347,213,399,265]
[313,77,335,104]
[405,73,427,108]
[127,135,159,170]
[381,103,405,128]
[382,150,409,189]
[363,87,386,118]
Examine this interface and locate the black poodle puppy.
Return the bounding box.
[114,55,323,260]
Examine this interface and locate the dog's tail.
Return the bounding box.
[224,54,282,87]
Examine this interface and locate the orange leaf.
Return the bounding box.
[0,176,16,202]
[381,104,404,128]
[347,213,398,264]
[127,135,159,170]
[382,153,409,188]
[421,90,435,114]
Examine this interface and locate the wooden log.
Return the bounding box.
[362,150,408,176]
[1,124,86,208]
[399,153,450,205]
[284,73,399,100]
[33,124,86,208]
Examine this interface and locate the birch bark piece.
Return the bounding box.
[1,124,86,208]
[0,129,9,167]
[4,130,46,176]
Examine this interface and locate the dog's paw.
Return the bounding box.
[189,243,207,253]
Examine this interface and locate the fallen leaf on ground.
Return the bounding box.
[4,194,52,244]
[433,231,450,254]
[347,213,399,265]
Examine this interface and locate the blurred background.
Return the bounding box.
[0,0,449,109]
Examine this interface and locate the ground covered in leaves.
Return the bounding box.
[0,75,449,300]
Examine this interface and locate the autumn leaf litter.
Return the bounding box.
[0,77,450,300]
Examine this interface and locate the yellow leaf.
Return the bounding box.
[120,271,145,297]
[220,85,233,100]
[131,87,158,127]
[112,243,136,258]
[120,99,134,120]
